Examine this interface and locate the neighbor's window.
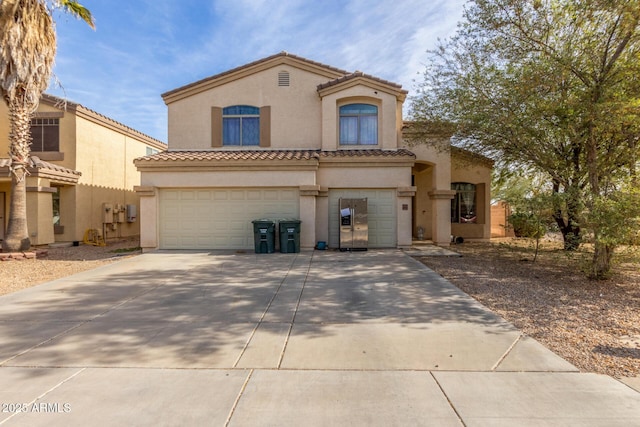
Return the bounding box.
[339,103,377,145]
[30,118,60,151]
[222,105,260,146]
[146,147,159,156]
[451,182,477,223]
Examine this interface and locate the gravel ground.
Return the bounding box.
[0,238,141,297]
[415,238,640,379]
[1,237,638,378]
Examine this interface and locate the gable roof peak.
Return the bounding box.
[162,52,349,103]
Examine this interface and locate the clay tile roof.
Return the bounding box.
[29,156,82,175]
[317,149,415,158]
[0,156,81,176]
[137,150,319,162]
[40,93,167,149]
[317,71,407,93]
[135,149,416,163]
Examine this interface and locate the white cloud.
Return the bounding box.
[48,0,466,141]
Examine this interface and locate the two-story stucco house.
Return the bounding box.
[0,94,167,246]
[134,52,491,251]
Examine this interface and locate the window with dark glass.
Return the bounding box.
[451,183,477,223]
[30,118,60,151]
[222,105,260,146]
[52,187,60,226]
[339,104,378,145]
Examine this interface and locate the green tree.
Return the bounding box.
[0,0,94,252]
[411,0,640,279]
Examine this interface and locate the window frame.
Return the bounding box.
[339,103,378,146]
[30,117,60,152]
[222,105,260,146]
[451,182,477,224]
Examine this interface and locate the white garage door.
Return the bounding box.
[159,188,299,249]
[328,189,396,248]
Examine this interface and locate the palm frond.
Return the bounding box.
[56,0,95,29]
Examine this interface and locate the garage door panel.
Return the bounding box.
[160,188,298,250]
[328,189,396,248]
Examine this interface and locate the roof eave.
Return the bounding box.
[317,77,408,101]
[162,52,348,105]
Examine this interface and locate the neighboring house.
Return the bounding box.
[134,52,492,251]
[0,94,166,246]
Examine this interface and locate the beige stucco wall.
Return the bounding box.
[25,176,54,245]
[140,169,317,188]
[71,115,152,241]
[167,66,334,150]
[0,99,166,245]
[319,86,401,151]
[403,141,454,245]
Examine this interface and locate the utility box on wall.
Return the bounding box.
[102,203,114,224]
[114,204,126,223]
[126,204,137,223]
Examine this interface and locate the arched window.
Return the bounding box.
[339,103,378,145]
[223,105,260,146]
[451,183,477,223]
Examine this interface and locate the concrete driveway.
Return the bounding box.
[0,250,638,426]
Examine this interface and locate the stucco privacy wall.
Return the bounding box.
[72,114,150,240]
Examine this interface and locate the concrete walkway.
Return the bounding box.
[0,250,638,426]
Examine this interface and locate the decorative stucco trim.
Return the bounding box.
[397,186,417,197]
[428,190,457,200]
[35,152,65,161]
[33,111,64,119]
[317,74,408,101]
[134,186,156,197]
[299,185,320,196]
[26,186,57,193]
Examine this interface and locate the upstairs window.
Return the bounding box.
[451,183,477,223]
[222,105,260,146]
[30,118,60,151]
[339,103,378,145]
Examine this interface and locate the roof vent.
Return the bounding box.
[278,71,290,87]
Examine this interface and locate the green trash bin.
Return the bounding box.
[252,219,275,253]
[278,219,301,253]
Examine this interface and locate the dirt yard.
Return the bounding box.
[0,238,141,296]
[415,238,640,378]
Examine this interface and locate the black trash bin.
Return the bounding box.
[278,219,301,253]
[252,219,275,253]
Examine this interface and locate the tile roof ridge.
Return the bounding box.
[40,93,166,148]
[317,71,406,92]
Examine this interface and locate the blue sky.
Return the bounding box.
[48,0,466,142]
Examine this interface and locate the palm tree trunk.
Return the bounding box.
[1,99,32,252]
